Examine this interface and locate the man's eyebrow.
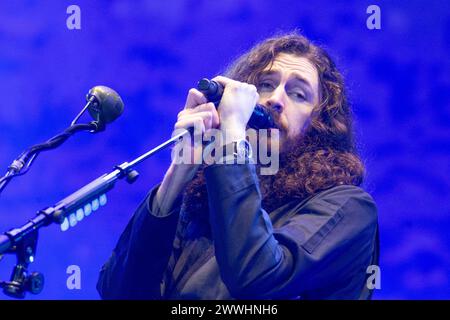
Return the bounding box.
[259,70,277,78]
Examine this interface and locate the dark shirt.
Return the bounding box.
[97,164,378,299]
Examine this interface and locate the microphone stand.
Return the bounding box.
[0,129,188,298]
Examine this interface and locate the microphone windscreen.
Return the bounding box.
[87,86,124,124]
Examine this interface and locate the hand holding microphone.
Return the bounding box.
[207,77,259,138]
[197,77,275,130]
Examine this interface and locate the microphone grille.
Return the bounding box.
[87,86,124,124]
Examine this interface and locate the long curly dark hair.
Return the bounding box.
[182,32,365,237]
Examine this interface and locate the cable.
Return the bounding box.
[0,123,97,196]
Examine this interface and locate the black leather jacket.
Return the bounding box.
[97,164,378,299]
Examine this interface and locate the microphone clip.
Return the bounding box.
[71,95,103,133]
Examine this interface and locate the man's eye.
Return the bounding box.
[287,91,305,101]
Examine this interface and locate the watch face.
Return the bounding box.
[236,140,245,158]
[236,139,252,159]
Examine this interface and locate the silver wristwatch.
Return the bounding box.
[220,139,253,164]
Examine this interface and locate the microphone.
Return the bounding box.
[197,78,276,129]
[86,86,124,129]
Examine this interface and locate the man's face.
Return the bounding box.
[257,53,320,147]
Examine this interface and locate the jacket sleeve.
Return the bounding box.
[96,185,182,299]
[204,164,378,299]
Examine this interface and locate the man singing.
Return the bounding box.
[97,32,379,300]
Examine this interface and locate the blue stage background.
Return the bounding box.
[0,0,449,299]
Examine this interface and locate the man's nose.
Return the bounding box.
[265,87,285,113]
